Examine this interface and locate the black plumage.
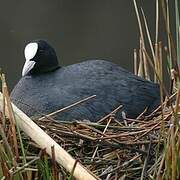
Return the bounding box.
[10,40,160,121]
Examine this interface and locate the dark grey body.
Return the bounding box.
[10,60,160,121]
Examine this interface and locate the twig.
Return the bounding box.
[39,95,96,120]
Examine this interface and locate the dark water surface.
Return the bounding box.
[0,0,174,90]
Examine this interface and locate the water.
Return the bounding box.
[0,1,168,90]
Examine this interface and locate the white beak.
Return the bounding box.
[22,60,36,76]
[22,42,38,76]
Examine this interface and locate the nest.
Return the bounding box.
[0,89,179,179]
[27,105,171,179]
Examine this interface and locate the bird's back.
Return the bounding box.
[11,60,160,121]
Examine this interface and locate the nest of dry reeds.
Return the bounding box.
[35,106,171,179]
[0,92,179,179]
[31,87,180,179]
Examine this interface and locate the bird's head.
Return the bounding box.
[22,40,59,76]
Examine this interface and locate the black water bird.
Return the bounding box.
[10,40,160,121]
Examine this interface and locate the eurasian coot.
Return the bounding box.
[10,40,160,121]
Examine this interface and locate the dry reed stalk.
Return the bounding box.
[134,49,138,75]
[138,38,144,78]
[91,117,113,161]
[133,0,150,80]
[1,75,19,164]
[155,0,159,44]
[97,104,122,123]
[39,95,96,121]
